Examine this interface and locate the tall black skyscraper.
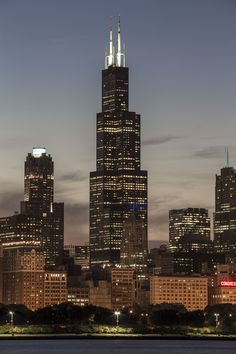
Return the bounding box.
[214,150,236,249]
[89,20,148,266]
[0,147,64,268]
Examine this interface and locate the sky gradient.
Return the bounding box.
[0,0,236,245]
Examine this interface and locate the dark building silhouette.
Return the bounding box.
[0,147,64,268]
[149,244,174,275]
[89,20,148,266]
[214,150,236,254]
[169,208,210,250]
[173,234,225,275]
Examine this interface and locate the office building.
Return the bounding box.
[89,280,112,309]
[150,275,208,311]
[209,264,236,305]
[89,20,148,266]
[2,249,45,311]
[120,213,148,269]
[44,271,67,306]
[214,151,236,254]
[169,208,210,250]
[0,147,64,268]
[67,287,90,306]
[111,267,134,310]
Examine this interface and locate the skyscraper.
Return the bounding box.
[169,208,210,250]
[0,147,64,268]
[214,150,236,250]
[89,20,148,266]
[120,213,148,269]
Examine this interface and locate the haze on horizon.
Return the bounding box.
[0,0,235,245]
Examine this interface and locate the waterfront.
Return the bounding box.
[0,339,236,354]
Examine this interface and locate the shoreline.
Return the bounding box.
[1,333,236,340]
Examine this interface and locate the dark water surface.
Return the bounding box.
[0,339,236,354]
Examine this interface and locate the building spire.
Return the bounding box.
[105,18,115,68]
[225,147,229,168]
[116,16,125,67]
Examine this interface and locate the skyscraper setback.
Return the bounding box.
[89,20,148,266]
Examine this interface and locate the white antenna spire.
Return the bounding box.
[116,16,125,67]
[225,147,229,168]
[105,19,115,68]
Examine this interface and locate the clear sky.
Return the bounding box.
[0,0,236,245]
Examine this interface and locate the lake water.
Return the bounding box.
[0,339,236,354]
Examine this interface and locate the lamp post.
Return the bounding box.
[214,313,219,328]
[114,310,121,327]
[9,311,14,327]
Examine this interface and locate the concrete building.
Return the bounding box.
[44,271,67,307]
[67,287,89,306]
[169,208,210,250]
[150,275,208,311]
[2,249,45,311]
[74,245,90,269]
[149,245,173,275]
[89,280,112,309]
[111,268,134,310]
[209,264,236,305]
[120,214,148,270]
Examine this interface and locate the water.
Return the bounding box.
[0,339,236,354]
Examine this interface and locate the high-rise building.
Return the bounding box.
[214,151,236,252]
[2,249,45,311]
[120,213,148,269]
[111,268,134,310]
[169,208,210,250]
[89,20,148,266]
[0,147,64,268]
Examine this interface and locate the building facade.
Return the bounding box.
[89,280,112,309]
[120,213,148,269]
[44,271,67,307]
[209,263,236,305]
[111,267,134,310]
[150,275,208,311]
[169,208,210,250]
[89,20,148,266]
[2,249,45,311]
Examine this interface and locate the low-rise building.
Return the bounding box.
[209,264,236,305]
[150,275,208,311]
[89,280,111,309]
[67,287,89,306]
[44,271,67,307]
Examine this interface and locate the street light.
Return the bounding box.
[114,310,121,327]
[214,313,219,328]
[9,311,14,326]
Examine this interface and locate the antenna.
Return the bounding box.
[116,16,125,67]
[225,147,229,168]
[105,18,115,68]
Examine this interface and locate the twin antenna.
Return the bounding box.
[105,17,125,69]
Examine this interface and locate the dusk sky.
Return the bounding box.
[0,0,236,245]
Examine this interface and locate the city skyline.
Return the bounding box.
[0,0,236,244]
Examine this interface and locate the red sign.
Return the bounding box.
[221,281,236,287]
